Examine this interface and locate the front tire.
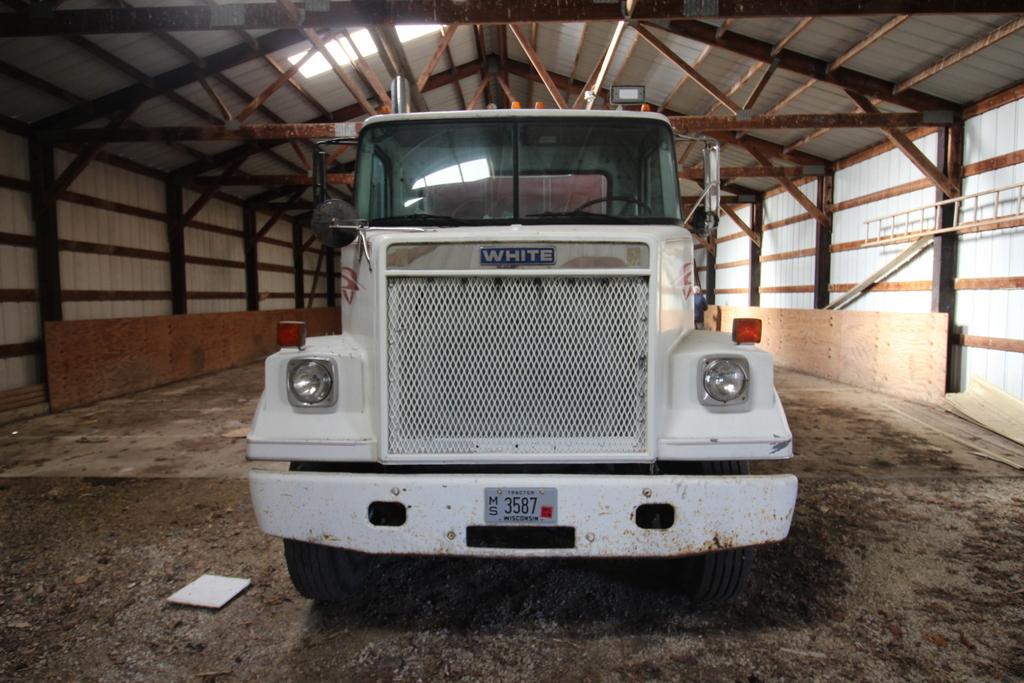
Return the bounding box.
[283,539,368,601]
[685,460,755,605]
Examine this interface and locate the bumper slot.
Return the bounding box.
[466,526,576,550]
[635,503,675,529]
[368,501,407,527]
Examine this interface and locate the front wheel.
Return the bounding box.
[685,459,755,605]
[283,539,368,601]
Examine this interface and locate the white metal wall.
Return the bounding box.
[257,220,298,311]
[183,192,246,314]
[713,205,751,307]
[0,131,39,391]
[761,182,817,309]
[55,149,171,321]
[830,133,939,314]
[957,97,1024,399]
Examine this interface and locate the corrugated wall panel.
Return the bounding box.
[761,181,817,309]
[714,205,751,307]
[0,131,40,391]
[258,220,297,311]
[831,135,938,313]
[957,94,1024,399]
[183,193,245,314]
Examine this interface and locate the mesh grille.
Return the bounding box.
[386,276,649,455]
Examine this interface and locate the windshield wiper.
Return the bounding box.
[525,211,634,223]
[370,213,469,226]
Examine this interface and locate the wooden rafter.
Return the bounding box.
[704,60,762,115]
[722,204,761,247]
[827,15,908,74]
[771,17,813,57]
[198,78,233,120]
[633,23,740,114]
[417,24,459,92]
[54,105,139,194]
[742,59,778,110]
[44,112,953,144]
[261,53,332,119]
[663,19,959,112]
[337,28,392,108]
[182,156,247,226]
[895,16,1024,94]
[301,27,377,116]
[235,40,326,122]
[6,2,1024,37]
[466,73,492,110]
[374,25,429,111]
[743,144,829,225]
[660,45,712,112]
[509,24,568,109]
[845,89,959,198]
[253,188,306,244]
[0,58,83,105]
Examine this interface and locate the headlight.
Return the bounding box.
[701,358,749,405]
[287,359,334,406]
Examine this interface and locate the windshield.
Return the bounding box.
[354,117,681,226]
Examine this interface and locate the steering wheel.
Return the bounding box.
[572,195,653,216]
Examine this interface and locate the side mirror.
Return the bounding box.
[311,199,362,248]
[692,206,718,235]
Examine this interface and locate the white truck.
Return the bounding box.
[248,94,797,605]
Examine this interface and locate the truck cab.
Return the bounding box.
[247,107,796,605]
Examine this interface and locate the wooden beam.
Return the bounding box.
[338,27,392,108]
[42,111,953,144]
[6,2,1024,37]
[509,23,568,109]
[749,201,762,306]
[814,174,833,308]
[680,165,827,180]
[0,58,83,105]
[198,78,232,120]
[417,25,459,92]
[165,181,186,314]
[193,173,352,187]
[827,15,908,74]
[307,247,325,308]
[895,16,1024,94]
[182,156,247,226]
[771,17,813,57]
[254,189,306,243]
[742,59,778,110]
[661,45,713,111]
[744,145,829,225]
[662,19,960,112]
[262,53,332,120]
[722,204,761,247]
[292,223,305,309]
[302,26,377,116]
[466,73,491,110]
[54,105,138,194]
[374,25,429,111]
[704,60,763,115]
[846,89,959,198]
[633,23,741,114]
[235,40,323,122]
[29,141,62,323]
[242,205,259,311]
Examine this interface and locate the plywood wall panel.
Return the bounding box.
[709,305,948,404]
[45,307,341,411]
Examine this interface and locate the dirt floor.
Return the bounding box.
[2,365,1023,681]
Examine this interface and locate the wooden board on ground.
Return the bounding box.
[45,307,340,412]
[708,305,948,404]
[946,376,1024,447]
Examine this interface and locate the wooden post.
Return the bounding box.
[325,246,337,307]
[292,222,305,309]
[164,180,186,314]
[29,140,62,323]
[749,201,762,307]
[932,123,963,392]
[814,174,833,309]
[242,204,259,311]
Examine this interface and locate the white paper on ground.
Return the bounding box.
[167,574,251,609]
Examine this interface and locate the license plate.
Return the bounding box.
[484,487,558,525]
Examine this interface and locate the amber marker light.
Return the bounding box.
[732,318,762,344]
[278,321,307,349]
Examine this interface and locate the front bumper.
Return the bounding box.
[250,470,798,558]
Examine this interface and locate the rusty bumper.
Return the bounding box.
[249,470,798,558]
